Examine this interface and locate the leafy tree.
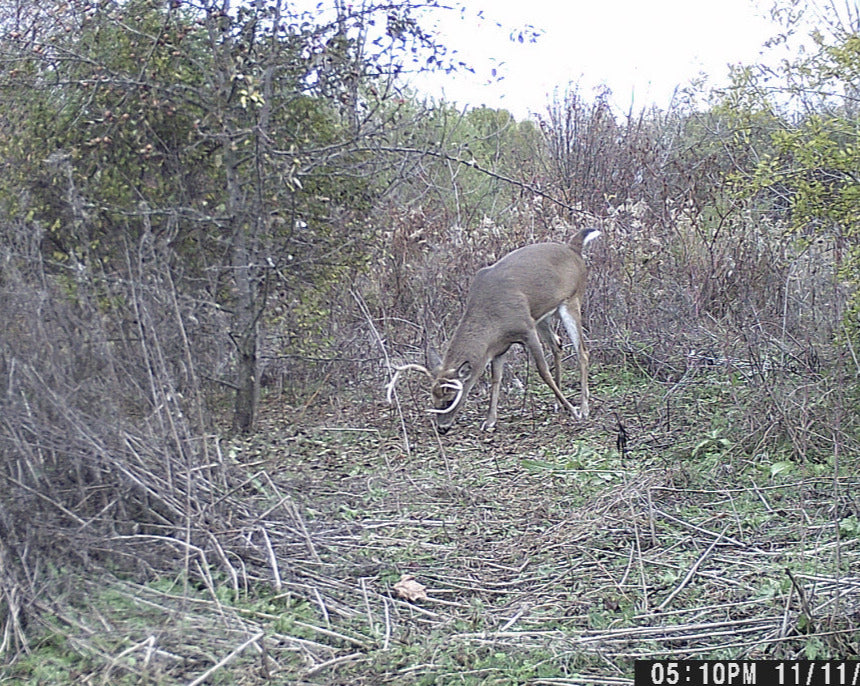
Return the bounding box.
[728,1,860,342]
[0,0,456,431]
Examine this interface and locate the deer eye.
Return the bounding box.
[456,361,472,379]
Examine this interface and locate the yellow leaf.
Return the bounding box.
[393,574,428,602]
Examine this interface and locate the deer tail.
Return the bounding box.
[570,227,601,254]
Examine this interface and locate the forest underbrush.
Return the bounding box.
[5,358,858,685]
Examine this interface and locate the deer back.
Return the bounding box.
[466,243,586,323]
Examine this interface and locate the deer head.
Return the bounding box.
[426,346,475,433]
[388,227,600,433]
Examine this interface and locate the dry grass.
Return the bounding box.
[10,364,854,685]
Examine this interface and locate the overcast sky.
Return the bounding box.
[412,0,783,118]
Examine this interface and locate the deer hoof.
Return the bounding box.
[480,420,497,432]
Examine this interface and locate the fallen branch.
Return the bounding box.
[186,632,264,686]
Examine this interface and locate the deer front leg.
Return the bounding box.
[525,329,579,418]
[482,354,505,431]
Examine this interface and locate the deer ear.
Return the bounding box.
[456,361,472,380]
[426,345,443,373]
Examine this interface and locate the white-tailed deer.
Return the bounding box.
[387,227,600,433]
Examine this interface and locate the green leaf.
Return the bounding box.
[769,461,795,478]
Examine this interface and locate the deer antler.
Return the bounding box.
[385,364,434,404]
[426,378,463,414]
[385,364,463,415]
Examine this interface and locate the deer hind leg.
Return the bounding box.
[558,300,589,419]
[482,354,505,431]
[537,316,562,388]
[525,328,578,417]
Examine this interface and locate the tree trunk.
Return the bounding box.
[232,330,258,434]
[227,151,260,434]
[231,227,260,433]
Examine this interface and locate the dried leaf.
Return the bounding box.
[393,574,428,602]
